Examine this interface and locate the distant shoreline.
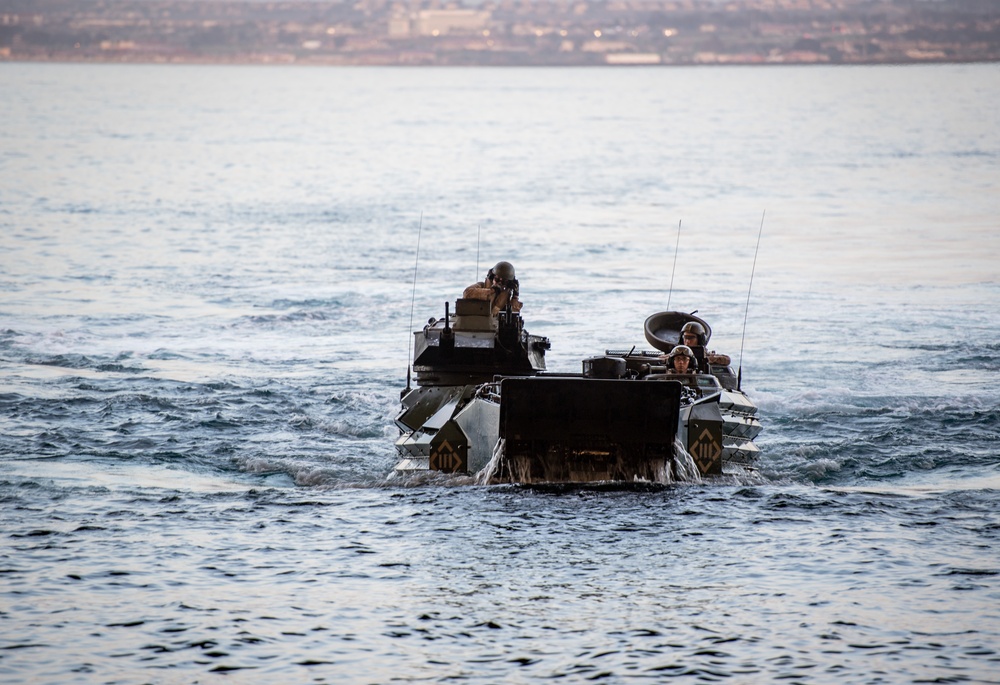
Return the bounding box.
[6,0,998,70]
[4,56,997,67]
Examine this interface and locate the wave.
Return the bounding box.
[758,391,1000,485]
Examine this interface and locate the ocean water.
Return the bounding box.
[1,62,999,684]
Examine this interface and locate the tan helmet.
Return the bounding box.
[680,321,706,346]
[669,344,694,358]
[681,322,705,337]
[490,261,516,283]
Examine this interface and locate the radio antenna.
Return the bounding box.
[476,222,481,282]
[666,219,681,310]
[405,212,423,394]
[737,210,765,391]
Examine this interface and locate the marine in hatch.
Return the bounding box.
[463,260,522,317]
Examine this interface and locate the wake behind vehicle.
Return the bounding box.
[393,293,761,484]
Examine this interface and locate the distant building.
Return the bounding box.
[606,53,662,64]
[580,39,632,53]
[414,9,490,37]
[388,14,411,38]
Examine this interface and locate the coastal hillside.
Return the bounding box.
[1,0,998,65]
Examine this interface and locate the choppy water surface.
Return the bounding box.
[2,63,999,683]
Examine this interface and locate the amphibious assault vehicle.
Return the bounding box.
[393,296,761,484]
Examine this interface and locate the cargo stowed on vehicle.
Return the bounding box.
[393,297,762,483]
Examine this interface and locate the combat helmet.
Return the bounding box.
[669,344,694,358]
[490,261,516,283]
[680,321,706,346]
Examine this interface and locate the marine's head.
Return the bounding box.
[669,344,693,372]
[489,261,516,285]
[680,321,705,346]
